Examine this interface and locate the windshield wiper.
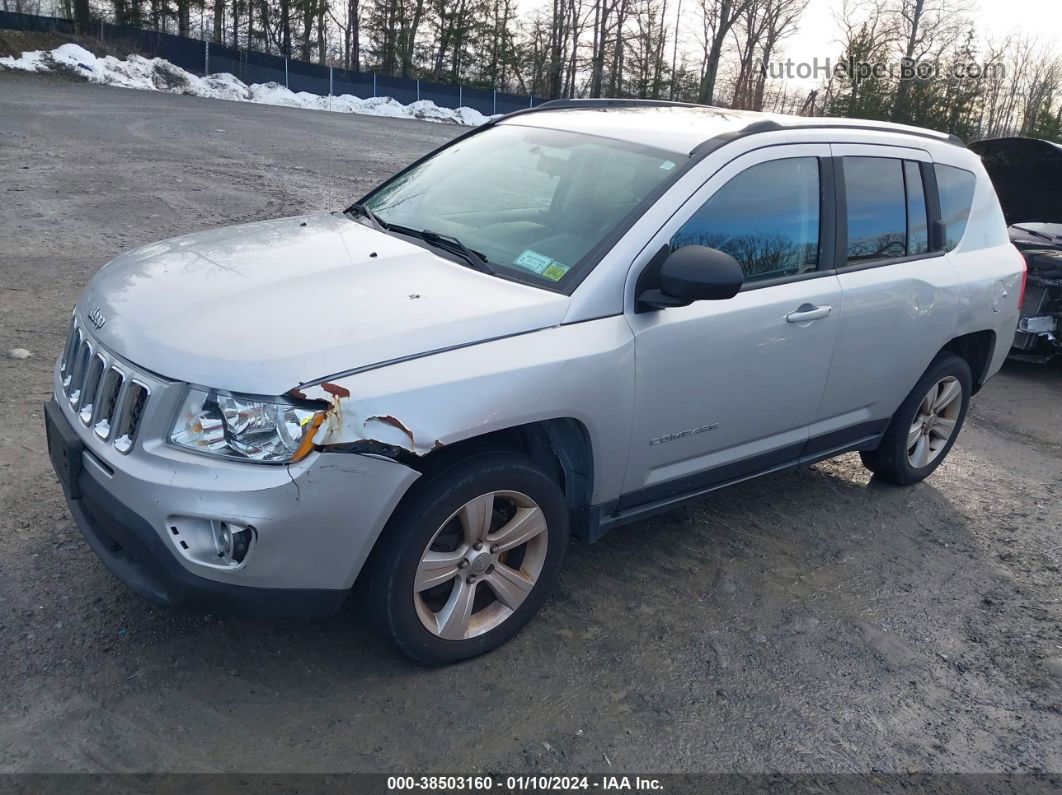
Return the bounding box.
[1012,224,1055,242]
[346,202,388,233]
[419,229,496,275]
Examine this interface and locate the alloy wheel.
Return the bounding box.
[413,490,549,640]
[907,375,962,469]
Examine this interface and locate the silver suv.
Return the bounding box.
[45,100,1025,664]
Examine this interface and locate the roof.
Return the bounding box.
[497,99,962,157]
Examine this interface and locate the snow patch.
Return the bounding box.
[0,44,494,126]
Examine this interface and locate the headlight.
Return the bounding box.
[170,387,327,463]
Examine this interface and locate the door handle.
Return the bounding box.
[786,303,832,323]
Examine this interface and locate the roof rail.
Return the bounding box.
[496,97,723,124]
[689,119,965,156]
[533,98,711,111]
[493,98,966,151]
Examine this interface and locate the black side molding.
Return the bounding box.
[576,421,888,544]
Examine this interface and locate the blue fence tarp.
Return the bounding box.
[0,10,73,33]
[1,10,546,113]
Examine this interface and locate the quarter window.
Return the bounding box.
[670,157,820,283]
[935,164,976,250]
[844,157,907,263]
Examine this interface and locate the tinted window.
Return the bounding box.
[904,161,929,255]
[936,164,976,250]
[670,157,820,283]
[844,157,906,263]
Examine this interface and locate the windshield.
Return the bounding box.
[361,124,684,290]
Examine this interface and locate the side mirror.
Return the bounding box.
[637,246,744,311]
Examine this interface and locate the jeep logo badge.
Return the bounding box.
[88,306,106,330]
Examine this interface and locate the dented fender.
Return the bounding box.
[289,317,637,505]
[292,380,443,456]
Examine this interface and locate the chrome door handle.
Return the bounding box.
[786,304,832,323]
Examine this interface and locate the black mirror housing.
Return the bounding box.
[638,246,744,310]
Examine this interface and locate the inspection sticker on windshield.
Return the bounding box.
[542,262,569,281]
[513,249,571,281]
[513,249,554,274]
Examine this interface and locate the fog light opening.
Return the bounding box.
[211,521,255,566]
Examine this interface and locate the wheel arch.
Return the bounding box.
[941,329,996,393]
[410,418,596,540]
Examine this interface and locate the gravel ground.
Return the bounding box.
[1,72,1060,775]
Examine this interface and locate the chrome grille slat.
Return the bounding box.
[113,381,149,454]
[94,367,125,440]
[67,340,92,406]
[79,354,106,425]
[62,315,153,454]
[61,327,82,389]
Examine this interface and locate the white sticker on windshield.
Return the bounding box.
[660,160,676,170]
[513,249,555,274]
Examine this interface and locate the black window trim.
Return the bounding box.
[832,154,950,274]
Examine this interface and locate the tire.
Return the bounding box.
[367,451,569,665]
[860,353,972,486]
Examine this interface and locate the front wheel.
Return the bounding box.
[367,452,569,665]
[860,353,972,485]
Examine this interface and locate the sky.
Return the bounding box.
[766,0,1062,89]
[783,0,1062,65]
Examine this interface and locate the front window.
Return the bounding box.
[670,157,821,283]
[362,124,683,290]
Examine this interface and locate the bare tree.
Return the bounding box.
[697,0,754,104]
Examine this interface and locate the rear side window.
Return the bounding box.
[935,164,976,250]
[670,157,820,283]
[904,161,929,256]
[844,157,907,263]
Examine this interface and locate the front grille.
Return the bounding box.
[60,314,151,454]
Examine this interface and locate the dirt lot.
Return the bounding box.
[1,72,1060,775]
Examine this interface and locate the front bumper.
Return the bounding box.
[45,394,420,617]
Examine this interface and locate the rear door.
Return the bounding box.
[813,144,961,445]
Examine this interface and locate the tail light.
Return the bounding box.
[1017,250,1028,309]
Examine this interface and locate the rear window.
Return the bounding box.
[844,157,907,263]
[935,165,976,250]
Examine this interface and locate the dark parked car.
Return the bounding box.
[970,137,1062,361]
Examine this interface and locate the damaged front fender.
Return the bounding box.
[283,316,636,505]
[292,382,444,457]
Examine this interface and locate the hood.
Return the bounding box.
[969,137,1062,226]
[78,212,569,395]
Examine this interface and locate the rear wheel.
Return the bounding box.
[860,353,971,485]
[368,452,568,665]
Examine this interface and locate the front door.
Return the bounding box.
[621,144,841,507]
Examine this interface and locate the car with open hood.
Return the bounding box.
[970,136,1062,361]
[46,99,1024,664]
